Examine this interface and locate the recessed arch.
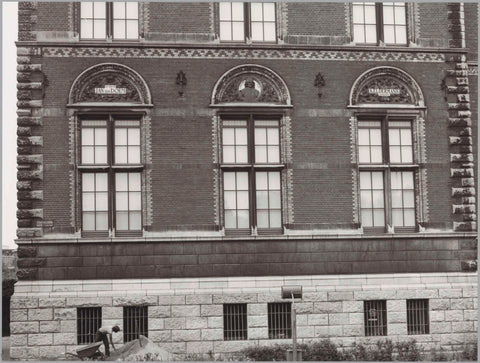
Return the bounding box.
[68,63,152,105]
[349,66,425,107]
[211,64,292,107]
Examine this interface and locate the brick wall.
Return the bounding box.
[417,3,450,47]
[465,3,478,61]
[36,2,70,32]
[10,272,477,360]
[147,2,211,34]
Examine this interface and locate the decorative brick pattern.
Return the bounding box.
[9,272,477,359]
[41,46,446,62]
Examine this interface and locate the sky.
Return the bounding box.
[2,2,18,249]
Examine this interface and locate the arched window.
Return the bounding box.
[349,66,426,233]
[69,63,152,237]
[211,64,292,235]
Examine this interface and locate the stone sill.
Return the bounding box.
[15,231,477,244]
[16,40,469,54]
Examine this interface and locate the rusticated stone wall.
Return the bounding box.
[10,272,477,360]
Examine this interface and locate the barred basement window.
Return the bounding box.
[364,300,387,336]
[223,304,247,340]
[268,302,291,339]
[77,307,102,344]
[407,299,429,335]
[123,306,148,342]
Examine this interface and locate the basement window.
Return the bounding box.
[407,299,429,335]
[268,302,291,339]
[364,300,387,336]
[77,307,102,344]
[223,304,247,340]
[123,306,148,342]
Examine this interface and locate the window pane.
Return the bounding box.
[93,19,106,39]
[269,191,281,209]
[372,190,384,208]
[256,191,268,209]
[257,211,269,228]
[392,210,404,226]
[224,191,237,209]
[370,146,383,163]
[390,146,401,163]
[403,172,414,189]
[116,212,129,230]
[361,190,373,208]
[81,2,93,18]
[96,192,109,211]
[237,191,249,209]
[395,26,407,44]
[116,192,129,211]
[256,172,268,190]
[116,173,128,191]
[400,129,412,145]
[373,210,385,226]
[82,147,94,164]
[232,22,245,41]
[361,211,373,227]
[391,171,402,189]
[96,173,108,191]
[255,128,267,144]
[401,147,413,163]
[220,2,232,20]
[95,146,107,164]
[353,4,364,23]
[83,212,95,230]
[83,174,95,191]
[220,22,232,41]
[270,210,281,228]
[360,172,371,189]
[267,128,279,144]
[113,2,126,18]
[251,3,263,21]
[358,146,370,163]
[269,172,280,189]
[256,146,267,163]
[128,146,141,164]
[364,4,376,22]
[353,25,365,43]
[236,172,249,190]
[81,20,93,38]
[263,3,276,21]
[371,172,383,189]
[93,2,106,18]
[82,128,94,145]
[264,23,276,41]
[115,128,128,145]
[129,212,142,230]
[395,5,406,25]
[369,129,381,146]
[268,146,280,163]
[225,210,237,228]
[223,146,235,163]
[236,128,247,145]
[116,146,128,164]
[391,190,403,208]
[114,20,126,39]
[384,25,395,44]
[383,6,394,24]
[129,192,141,210]
[126,2,138,18]
[237,210,250,228]
[224,172,236,190]
[365,25,377,43]
[404,190,415,208]
[126,20,138,39]
[251,22,264,41]
[96,212,108,230]
[389,129,400,145]
[223,128,235,145]
[231,2,244,21]
[236,146,248,163]
[358,129,370,145]
[129,173,141,190]
[83,193,95,211]
[404,210,415,226]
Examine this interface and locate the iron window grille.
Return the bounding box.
[364,300,387,336]
[80,2,139,40]
[221,116,283,235]
[407,299,429,335]
[77,307,102,344]
[352,2,407,45]
[219,2,277,43]
[123,306,148,342]
[268,302,292,339]
[223,304,247,340]
[357,117,417,233]
[79,116,143,238]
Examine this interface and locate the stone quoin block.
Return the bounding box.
[451,168,474,178]
[448,118,471,127]
[452,187,476,197]
[17,116,42,126]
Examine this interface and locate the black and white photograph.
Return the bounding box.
[1,0,478,361]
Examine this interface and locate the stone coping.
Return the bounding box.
[13,272,477,296]
[15,231,478,244]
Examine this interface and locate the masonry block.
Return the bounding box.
[342,300,363,313]
[172,329,200,342]
[212,293,257,304]
[186,341,214,354]
[10,347,40,360]
[201,328,223,341]
[165,318,186,329]
[149,330,171,343]
[186,294,212,305]
[149,305,171,318]
[207,316,223,329]
[112,296,157,306]
[200,304,222,317]
[158,295,185,305]
[308,313,328,325]
[11,333,28,347]
[11,297,38,309]
[53,308,76,320]
[249,315,268,327]
[172,305,200,317]
[17,169,43,181]
[28,333,53,346]
[448,118,471,127]
[17,116,42,126]
[454,221,477,231]
[66,297,112,307]
[28,308,53,322]
[38,346,66,359]
[186,317,208,329]
[40,320,61,333]
[445,310,464,321]
[60,320,76,333]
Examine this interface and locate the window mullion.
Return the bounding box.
[107,2,113,39]
[245,3,251,40]
[249,115,256,230]
[376,3,384,44]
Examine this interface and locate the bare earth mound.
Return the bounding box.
[106,335,173,361]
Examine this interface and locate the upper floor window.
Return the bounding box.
[80,117,143,237]
[221,117,283,234]
[353,2,407,45]
[358,118,416,231]
[81,2,139,40]
[219,2,276,42]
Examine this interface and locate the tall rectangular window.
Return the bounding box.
[80,2,139,40]
[219,2,276,42]
[123,306,148,342]
[223,304,247,340]
[364,300,387,336]
[353,2,407,45]
[268,303,291,339]
[357,117,416,231]
[407,299,429,335]
[221,117,283,234]
[80,116,143,237]
[77,307,102,344]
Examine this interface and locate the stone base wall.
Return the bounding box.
[10,272,477,360]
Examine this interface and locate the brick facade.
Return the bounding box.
[13,1,477,360]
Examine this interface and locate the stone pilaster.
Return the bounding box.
[16,44,45,239]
